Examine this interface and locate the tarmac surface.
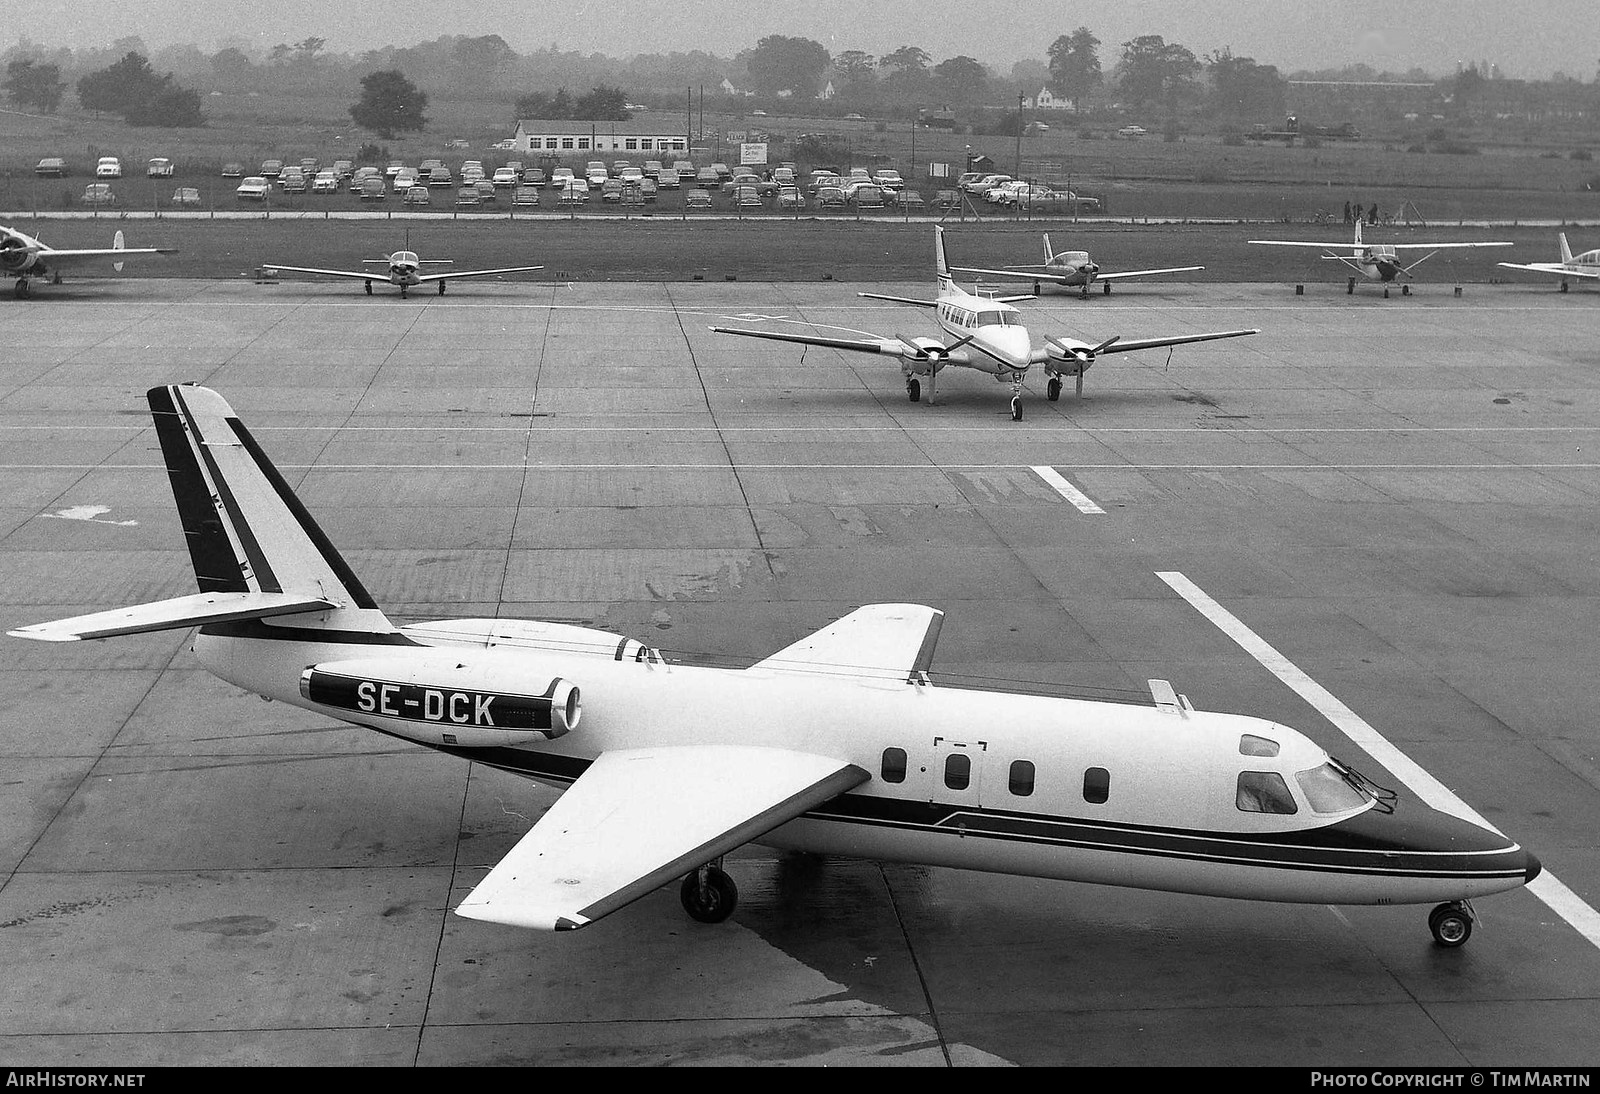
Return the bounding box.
[1,274,1598,1067]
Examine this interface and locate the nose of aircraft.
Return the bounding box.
[1525,850,1543,884]
[1328,796,1539,898]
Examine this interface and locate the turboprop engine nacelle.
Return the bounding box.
[300,655,581,748]
[1045,334,1115,376]
[897,335,953,377]
[0,233,40,273]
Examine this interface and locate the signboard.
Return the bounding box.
[740,142,769,166]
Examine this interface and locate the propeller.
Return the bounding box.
[897,331,976,360]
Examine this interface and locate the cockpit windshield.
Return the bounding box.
[1295,762,1372,814]
[976,311,1017,327]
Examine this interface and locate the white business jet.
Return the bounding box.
[711,227,1257,420]
[1249,220,1512,296]
[10,384,1540,947]
[951,232,1204,297]
[1497,233,1600,292]
[264,249,543,296]
[1,223,176,299]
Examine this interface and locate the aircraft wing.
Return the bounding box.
[454,745,869,930]
[39,247,176,261]
[263,264,378,282]
[1029,327,1259,364]
[858,291,937,307]
[751,604,944,682]
[949,264,1054,281]
[415,265,544,283]
[1246,239,1349,248]
[1498,262,1600,278]
[1387,241,1512,250]
[710,324,905,356]
[1097,265,1205,281]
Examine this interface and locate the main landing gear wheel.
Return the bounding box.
[438,280,447,295]
[1428,901,1474,948]
[364,280,372,295]
[13,279,30,300]
[1047,376,1062,401]
[1010,395,1024,421]
[1103,282,1112,295]
[907,377,921,403]
[680,863,738,924]
[1347,277,1356,295]
[1033,280,1041,295]
[1401,284,1411,296]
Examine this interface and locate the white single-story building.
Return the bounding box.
[512,119,691,157]
[1026,87,1074,111]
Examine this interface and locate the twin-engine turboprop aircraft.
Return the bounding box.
[1498,233,1600,292]
[950,232,1204,298]
[10,384,1540,945]
[1248,220,1512,296]
[264,249,543,296]
[711,227,1258,420]
[1,223,176,299]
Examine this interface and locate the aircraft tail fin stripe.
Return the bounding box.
[1042,233,1054,263]
[147,385,386,619]
[934,226,955,293]
[1560,232,1573,265]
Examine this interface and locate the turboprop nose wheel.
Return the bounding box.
[1428,900,1475,948]
[1010,395,1024,421]
[681,860,738,923]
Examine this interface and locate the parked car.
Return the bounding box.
[260,159,282,178]
[332,160,354,180]
[393,167,419,192]
[385,160,406,178]
[851,184,885,209]
[311,170,340,193]
[492,167,518,188]
[220,162,244,178]
[474,180,497,202]
[643,160,663,179]
[1117,125,1147,138]
[34,157,66,177]
[733,184,763,209]
[349,166,380,193]
[427,166,453,188]
[685,187,713,209]
[549,167,574,189]
[558,180,590,205]
[235,176,269,201]
[639,177,658,202]
[403,185,431,206]
[585,160,609,184]
[510,186,540,207]
[171,186,201,207]
[776,185,805,211]
[455,185,481,206]
[816,186,846,209]
[656,168,681,190]
[522,167,547,187]
[709,162,731,180]
[277,168,307,193]
[896,189,925,210]
[601,178,625,203]
[358,177,386,200]
[81,183,117,206]
[95,157,122,179]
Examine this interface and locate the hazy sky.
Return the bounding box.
[9,0,1597,80]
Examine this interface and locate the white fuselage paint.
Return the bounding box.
[192,618,1533,909]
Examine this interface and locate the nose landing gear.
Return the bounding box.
[681,860,738,924]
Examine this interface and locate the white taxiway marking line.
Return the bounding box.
[1031,466,1105,513]
[1157,569,1600,951]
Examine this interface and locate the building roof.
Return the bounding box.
[515,119,681,135]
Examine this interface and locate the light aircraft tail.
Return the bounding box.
[113,229,125,272]
[1560,232,1573,265]
[10,385,397,642]
[1042,233,1055,263]
[934,226,955,294]
[1353,220,1363,248]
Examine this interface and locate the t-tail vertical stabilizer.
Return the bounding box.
[935,225,956,295]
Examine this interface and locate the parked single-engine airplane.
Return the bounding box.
[264,249,543,296]
[951,233,1204,297]
[1497,233,1600,292]
[2,223,176,299]
[1248,220,1512,295]
[711,227,1257,420]
[9,383,1541,946]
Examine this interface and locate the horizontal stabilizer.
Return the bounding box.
[8,591,336,642]
[752,604,944,683]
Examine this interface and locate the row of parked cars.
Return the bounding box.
[36,156,178,179]
[956,170,1099,211]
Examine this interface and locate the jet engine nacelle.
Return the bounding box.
[300,655,581,748]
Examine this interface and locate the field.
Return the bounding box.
[5,91,1599,224]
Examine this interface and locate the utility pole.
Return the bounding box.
[1015,91,1025,179]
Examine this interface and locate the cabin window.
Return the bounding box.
[1296,763,1369,814]
[881,747,907,784]
[1083,767,1109,804]
[944,753,971,791]
[1239,734,1280,758]
[1009,760,1035,797]
[1237,771,1298,815]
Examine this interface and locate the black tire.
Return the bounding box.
[1047,377,1062,401]
[364,281,372,295]
[14,280,29,300]
[907,377,921,403]
[1010,396,1023,421]
[438,281,447,295]
[681,867,738,924]
[1429,903,1473,948]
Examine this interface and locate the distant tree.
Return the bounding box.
[1047,27,1102,111]
[834,50,877,87]
[349,69,428,138]
[267,43,292,67]
[744,35,830,97]
[209,47,255,85]
[572,85,629,120]
[879,45,931,84]
[1206,49,1286,119]
[76,51,204,126]
[933,56,988,103]
[3,58,66,113]
[1116,35,1200,116]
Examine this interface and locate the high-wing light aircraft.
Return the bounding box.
[951,233,1204,297]
[711,227,1258,420]
[10,383,1540,946]
[1248,220,1512,295]
[264,249,543,296]
[1,223,176,299]
[1497,233,1600,292]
